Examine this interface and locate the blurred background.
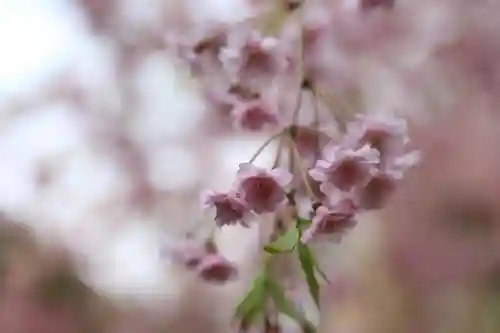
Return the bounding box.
[2,0,500,332]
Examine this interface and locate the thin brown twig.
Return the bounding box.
[248,131,284,164]
[287,134,319,202]
[272,136,284,168]
[314,87,354,133]
[311,82,321,161]
[289,89,304,173]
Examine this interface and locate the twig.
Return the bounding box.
[272,137,284,168]
[310,82,321,161]
[287,134,319,202]
[249,131,284,164]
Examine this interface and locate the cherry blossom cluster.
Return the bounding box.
[162,238,238,284]
[202,164,293,226]
[303,113,420,243]
[201,112,419,245]
[164,0,420,276]
[167,18,290,132]
[165,0,407,135]
[162,0,421,331]
[165,111,419,287]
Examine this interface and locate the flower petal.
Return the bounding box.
[270,167,293,187]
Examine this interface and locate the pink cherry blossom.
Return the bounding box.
[231,99,280,131]
[166,22,229,75]
[309,144,380,194]
[197,254,238,283]
[343,113,409,159]
[162,238,237,284]
[161,238,208,269]
[289,125,332,162]
[235,163,293,214]
[201,189,250,227]
[389,150,422,178]
[355,171,396,210]
[301,199,357,243]
[354,150,420,209]
[220,25,290,86]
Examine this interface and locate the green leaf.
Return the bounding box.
[297,243,320,308]
[239,302,264,328]
[295,217,327,301]
[264,227,299,254]
[235,275,267,324]
[265,278,316,332]
[303,246,331,284]
[296,217,312,233]
[315,264,331,284]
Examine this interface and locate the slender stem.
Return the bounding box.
[314,87,354,133]
[311,90,320,127]
[270,137,285,243]
[261,3,317,333]
[289,89,303,173]
[272,137,284,169]
[287,135,318,202]
[311,83,321,162]
[248,131,284,164]
[292,87,303,124]
[289,17,306,175]
[329,89,354,113]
